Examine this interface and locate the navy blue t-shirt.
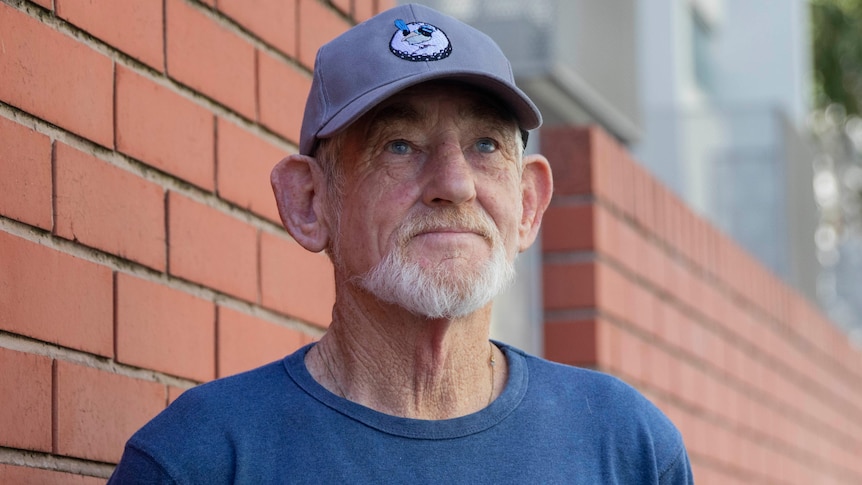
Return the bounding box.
[109,343,693,484]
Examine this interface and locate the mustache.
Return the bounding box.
[394,208,497,245]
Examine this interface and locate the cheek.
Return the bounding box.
[484,192,520,232]
[343,182,418,255]
[482,179,524,243]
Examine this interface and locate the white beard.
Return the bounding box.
[351,209,517,319]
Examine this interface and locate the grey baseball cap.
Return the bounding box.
[299,3,542,155]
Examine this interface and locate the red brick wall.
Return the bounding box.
[542,126,862,485]
[0,0,391,480]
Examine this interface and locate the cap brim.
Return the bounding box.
[316,70,541,141]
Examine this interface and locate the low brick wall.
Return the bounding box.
[541,126,862,484]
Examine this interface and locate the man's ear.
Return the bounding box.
[271,154,331,253]
[518,153,554,252]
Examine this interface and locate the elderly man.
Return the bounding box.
[110,4,693,484]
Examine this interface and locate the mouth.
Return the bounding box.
[403,228,494,258]
[411,226,491,242]
[417,227,483,235]
[395,210,497,248]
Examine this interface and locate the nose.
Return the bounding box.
[421,141,477,207]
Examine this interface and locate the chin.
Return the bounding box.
[357,242,517,319]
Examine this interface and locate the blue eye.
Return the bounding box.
[386,140,412,155]
[475,138,497,153]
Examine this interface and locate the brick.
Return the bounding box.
[0,3,113,147]
[168,386,187,404]
[595,261,631,321]
[697,277,722,327]
[702,327,725,373]
[168,192,258,302]
[116,66,215,190]
[593,205,619,259]
[332,0,350,16]
[651,184,668,247]
[676,206,695,267]
[258,50,312,145]
[260,231,335,326]
[218,0,297,57]
[617,330,645,383]
[55,360,165,463]
[663,255,688,310]
[541,204,594,253]
[684,319,707,364]
[701,224,720,280]
[543,320,597,367]
[660,303,688,352]
[376,0,397,12]
[543,262,596,310]
[166,0,256,118]
[629,283,656,335]
[596,319,621,373]
[648,345,673,394]
[640,239,665,293]
[0,348,52,452]
[666,194,685,254]
[297,0,351,68]
[353,0,376,22]
[632,160,656,233]
[608,143,636,217]
[217,306,306,377]
[663,192,683,254]
[116,273,216,382]
[541,127,593,196]
[54,143,166,271]
[0,232,113,356]
[614,219,643,277]
[584,128,617,205]
[688,217,706,272]
[675,359,700,406]
[56,0,164,69]
[0,117,52,230]
[216,118,284,223]
[0,465,103,485]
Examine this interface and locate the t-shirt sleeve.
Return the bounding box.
[658,443,695,485]
[107,443,177,485]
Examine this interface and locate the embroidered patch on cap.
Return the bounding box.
[390,19,452,62]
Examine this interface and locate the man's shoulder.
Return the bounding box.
[181,357,288,401]
[510,345,683,438]
[114,357,295,483]
[139,358,284,434]
[508,344,636,396]
[509,346,692,482]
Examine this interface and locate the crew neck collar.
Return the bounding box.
[283,342,529,440]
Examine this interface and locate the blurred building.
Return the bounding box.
[634,0,819,303]
[410,0,858,345]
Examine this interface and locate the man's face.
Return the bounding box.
[326,82,526,317]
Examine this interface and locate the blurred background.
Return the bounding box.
[411,0,862,346]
